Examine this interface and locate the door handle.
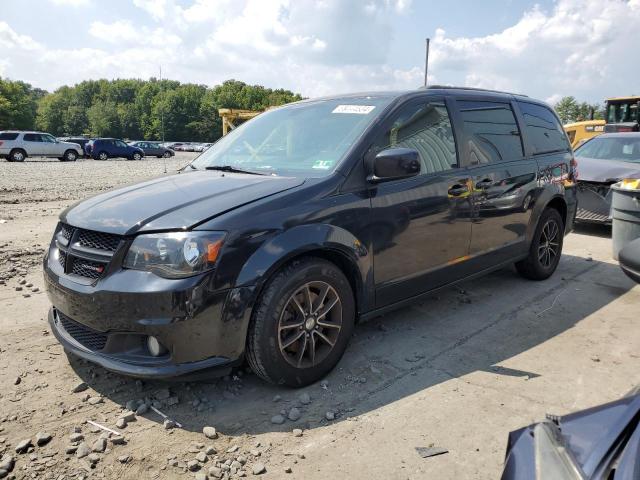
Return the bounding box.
[475,178,493,189]
[448,183,469,197]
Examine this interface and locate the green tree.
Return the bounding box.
[0,77,41,130]
[554,96,604,124]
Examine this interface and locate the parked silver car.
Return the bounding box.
[0,131,83,162]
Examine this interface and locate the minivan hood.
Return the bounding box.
[61,171,304,235]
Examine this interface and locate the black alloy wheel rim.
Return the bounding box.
[278,281,343,368]
[538,219,560,268]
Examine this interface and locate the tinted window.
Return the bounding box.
[371,101,457,174]
[0,132,19,140]
[23,133,42,142]
[458,101,523,164]
[517,102,569,154]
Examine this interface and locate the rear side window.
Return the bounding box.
[458,101,523,165]
[517,102,569,154]
[0,132,19,140]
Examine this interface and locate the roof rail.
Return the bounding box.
[422,85,528,97]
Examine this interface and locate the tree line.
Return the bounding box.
[1,75,611,139]
[0,77,302,142]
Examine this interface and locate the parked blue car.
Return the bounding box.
[85,138,144,160]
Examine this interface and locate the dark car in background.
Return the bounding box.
[501,389,640,479]
[44,87,577,386]
[129,141,174,158]
[85,138,145,160]
[574,133,640,223]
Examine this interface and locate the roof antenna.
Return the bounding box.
[424,38,430,87]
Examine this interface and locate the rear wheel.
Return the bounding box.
[247,257,355,387]
[97,151,108,161]
[516,208,564,280]
[9,149,26,162]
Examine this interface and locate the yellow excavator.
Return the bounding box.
[563,96,640,148]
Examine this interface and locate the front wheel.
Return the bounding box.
[163,151,171,158]
[132,152,142,161]
[63,150,78,162]
[516,208,564,280]
[247,257,355,387]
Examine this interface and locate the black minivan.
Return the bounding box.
[44,87,577,386]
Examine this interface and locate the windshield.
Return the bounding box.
[576,136,640,163]
[190,97,393,176]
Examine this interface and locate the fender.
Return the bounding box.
[235,223,373,314]
[525,189,568,244]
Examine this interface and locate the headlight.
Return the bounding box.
[123,231,225,278]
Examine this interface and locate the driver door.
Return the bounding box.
[369,98,473,307]
[40,134,60,157]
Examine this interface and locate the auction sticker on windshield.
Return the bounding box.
[332,105,376,114]
[312,160,333,169]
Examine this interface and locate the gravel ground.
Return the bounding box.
[0,155,639,479]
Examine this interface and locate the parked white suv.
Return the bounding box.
[0,131,83,162]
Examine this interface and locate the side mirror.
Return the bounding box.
[367,148,421,183]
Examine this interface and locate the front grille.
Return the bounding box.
[77,229,121,252]
[60,224,74,242]
[53,223,122,281]
[71,257,104,279]
[57,311,108,351]
[58,250,67,269]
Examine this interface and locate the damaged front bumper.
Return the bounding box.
[44,255,255,379]
[576,181,613,224]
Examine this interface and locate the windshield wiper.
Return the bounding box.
[205,165,267,175]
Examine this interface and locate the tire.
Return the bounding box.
[516,208,564,280]
[9,149,26,162]
[163,151,171,158]
[132,152,142,161]
[63,150,78,162]
[247,257,355,387]
[97,151,108,161]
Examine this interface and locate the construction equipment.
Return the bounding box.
[564,119,606,149]
[605,96,640,132]
[218,109,262,136]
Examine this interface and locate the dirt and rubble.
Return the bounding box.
[1,155,639,479]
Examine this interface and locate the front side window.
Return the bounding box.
[42,134,56,143]
[370,101,457,175]
[517,102,569,155]
[458,101,523,164]
[116,140,128,148]
[191,97,394,177]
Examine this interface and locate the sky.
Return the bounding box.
[1,0,638,104]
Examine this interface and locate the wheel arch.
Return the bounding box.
[234,224,371,319]
[526,193,568,244]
